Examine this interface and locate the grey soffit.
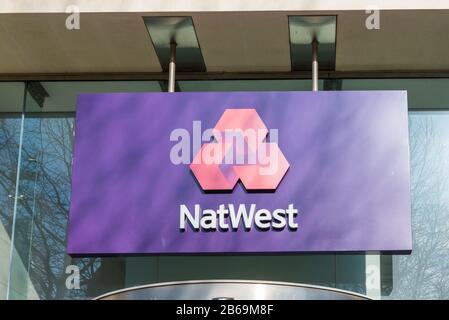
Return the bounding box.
[144,16,206,72]
[289,16,337,71]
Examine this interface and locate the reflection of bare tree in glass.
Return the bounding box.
[4,112,449,299]
[0,117,102,299]
[0,118,21,237]
[390,115,449,299]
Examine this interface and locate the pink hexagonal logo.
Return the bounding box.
[190,109,289,191]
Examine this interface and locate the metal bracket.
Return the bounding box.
[144,16,206,73]
[289,16,337,71]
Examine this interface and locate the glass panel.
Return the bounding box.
[7,114,97,299]
[342,79,449,109]
[0,115,22,299]
[383,112,449,299]
[26,81,162,112]
[157,256,336,286]
[0,82,24,112]
[0,82,24,299]
[14,79,449,299]
[7,81,162,299]
[342,78,449,299]
[178,79,323,92]
[8,110,130,299]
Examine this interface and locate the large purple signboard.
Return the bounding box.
[67,91,412,255]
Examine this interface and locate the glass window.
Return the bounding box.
[26,81,163,113]
[342,79,449,109]
[0,115,22,299]
[342,78,449,299]
[177,79,322,92]
[8,114,118,299]
[8,81,163,299]
[383,112,449,299]
[0,82,24,299]
[3,78,449,299]
[0,82,24,113]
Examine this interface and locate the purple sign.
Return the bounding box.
[67,91,412,255]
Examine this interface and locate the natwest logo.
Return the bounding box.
[188,109,290,191]
[170,109,296,232]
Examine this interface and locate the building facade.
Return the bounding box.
[1,1,449,300]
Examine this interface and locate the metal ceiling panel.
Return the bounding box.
[144,16,206,72]
[289,16,337,71]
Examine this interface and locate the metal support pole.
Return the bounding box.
[168,41,177,93]
[312,39,319,92]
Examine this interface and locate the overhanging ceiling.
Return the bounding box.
[0,10,448,74]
